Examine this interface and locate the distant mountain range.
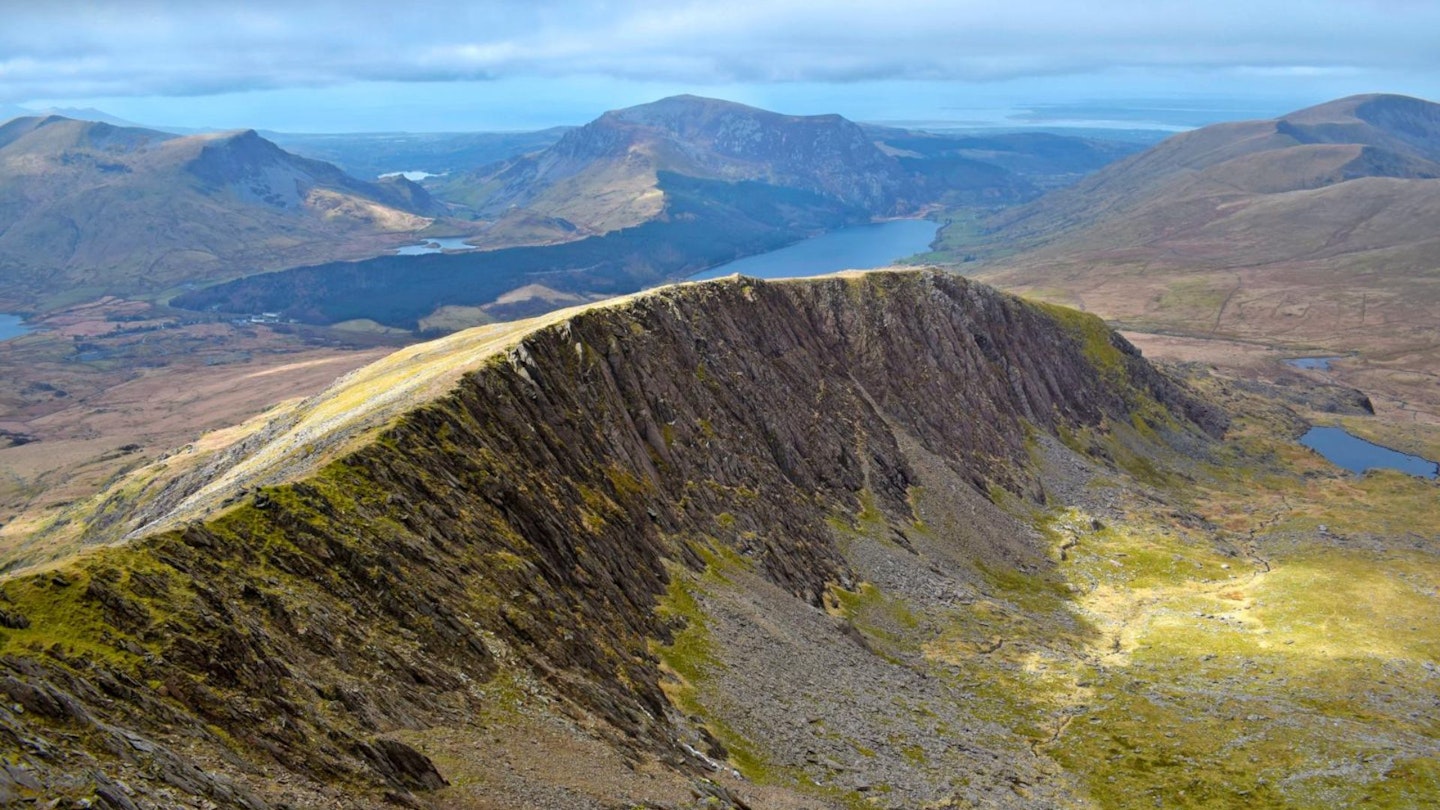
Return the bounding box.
[0,104,152,129]
[433,95,1141,238]
[170,95,1150,328]
[174,96,923,326]
[0,116,442,306]
[0,95,1146,321]
[264,128,572,181]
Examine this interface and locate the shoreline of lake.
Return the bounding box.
[394,236,480,256]
[686,219,939,282]
[1286,356,1345,371]
[0,313,31,342]
[1301,425,1438,479]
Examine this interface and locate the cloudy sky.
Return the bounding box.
[3,0,1437,132]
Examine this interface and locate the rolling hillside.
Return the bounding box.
[981,93,1440,250]
[955,95,1440,355]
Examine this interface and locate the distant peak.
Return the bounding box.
[28,115,124,133]
[186,126,250,139]
[599,94,850,131]
[642,94,743,106]
[1282,93,1437,125]
[194,129,283,156]
[203,128,263,142]
[1336,92,1428,105]
[183,128,295,186]
[602,94,756,120]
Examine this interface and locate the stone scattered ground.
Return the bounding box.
[655,371,1440,808]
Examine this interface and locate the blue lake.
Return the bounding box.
[1286,356,1343,371]
[687,219,940,282]
[1301,426,1438,478]
[0,314,31,341]
[395,237,479,256]
[379,170,440,182]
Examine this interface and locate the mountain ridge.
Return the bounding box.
[0,270,1225,808]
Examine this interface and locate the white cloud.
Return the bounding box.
[2,0,1438,102]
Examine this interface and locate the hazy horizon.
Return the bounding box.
[1,87,1331,135]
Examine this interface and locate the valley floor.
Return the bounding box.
[0,298,402,568]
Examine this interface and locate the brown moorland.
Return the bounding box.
[0,299,401,564]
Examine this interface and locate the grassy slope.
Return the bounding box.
[0,298,641,573]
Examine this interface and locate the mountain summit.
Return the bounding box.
[439,95,918,234]
[1276,93,1440,162]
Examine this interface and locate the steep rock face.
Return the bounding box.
[597,95,913,210]
[0,271,1221,807]
[184,129,442,215]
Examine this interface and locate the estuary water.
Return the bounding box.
[687,219,940,282]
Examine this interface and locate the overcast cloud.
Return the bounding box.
[3,1,1436,130]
